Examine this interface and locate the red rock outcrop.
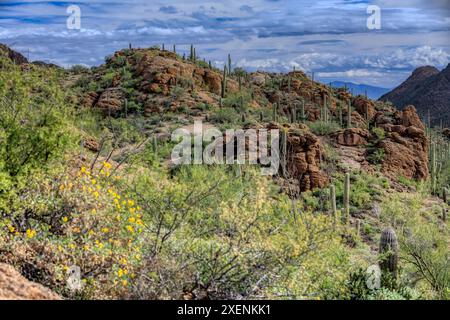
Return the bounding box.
[95,88,124,116]
[333,128,370,147]
[376,106,429,180]
[0,263,61,300]
[268,124,328,192]
[352,96,376,120]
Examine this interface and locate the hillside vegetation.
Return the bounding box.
[0,45,449,300]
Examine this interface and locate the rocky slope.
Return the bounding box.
[379,65,450,127]
[0,263,60,300]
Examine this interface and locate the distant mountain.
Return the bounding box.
[379,65,450,127]
[329,81,390,100]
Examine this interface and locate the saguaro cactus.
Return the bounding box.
[272,103,278,122]
[152,135,158,155]
[379,227,399,278]
[221,65,227,98]
[344,173,351,224]
[431,142,437,194]
[330,184,337,222]
[347,100,352,128]
[280,129,288,177]
[228,54,232,75]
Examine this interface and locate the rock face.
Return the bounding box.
[352,96,376,121]
[333,128,370,147]
[95,88,124,116]
[0,263,61,300]
[376,106,429,180]
[134,50,237,96]
[268,124,328,193]
[379,64,450,127]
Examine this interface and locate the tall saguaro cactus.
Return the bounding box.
[347,100,352,128]
[280,129,288,178]
[330,184,337,222]
[379,227,399,278]
[431,142,437,195]
[221,65,227,98]
[344,173,351,224]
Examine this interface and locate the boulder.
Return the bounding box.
[333,128,370,146]
[0,263,61,300]
[95,88,124,116]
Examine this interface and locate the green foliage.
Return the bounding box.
[0,57,74,213]
[308,121,341,135]
[210,107,240,124]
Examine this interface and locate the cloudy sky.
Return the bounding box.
[0,0,449,88]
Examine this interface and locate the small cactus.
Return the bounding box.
[259,111,263,122]
[379,227,399,278]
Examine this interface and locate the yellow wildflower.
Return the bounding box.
[8,226,15,233]
[26,229,36,239]
[62,216,68,223]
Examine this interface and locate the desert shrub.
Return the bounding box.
[366,148,385,165]
[0,163,144,299]
[210,107,240,124]
[380,191,449,299]
[372,127,386,140]
[0,57,73,213]
[308,121,341,136]
[70,64,90,75]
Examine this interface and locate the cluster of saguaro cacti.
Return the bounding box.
[189,44,197,62]
[299,101,308,123]
[321,95,330,124]
[379,227,399,279]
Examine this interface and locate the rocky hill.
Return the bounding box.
[379,65,450,127]
[75,47,430,192]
